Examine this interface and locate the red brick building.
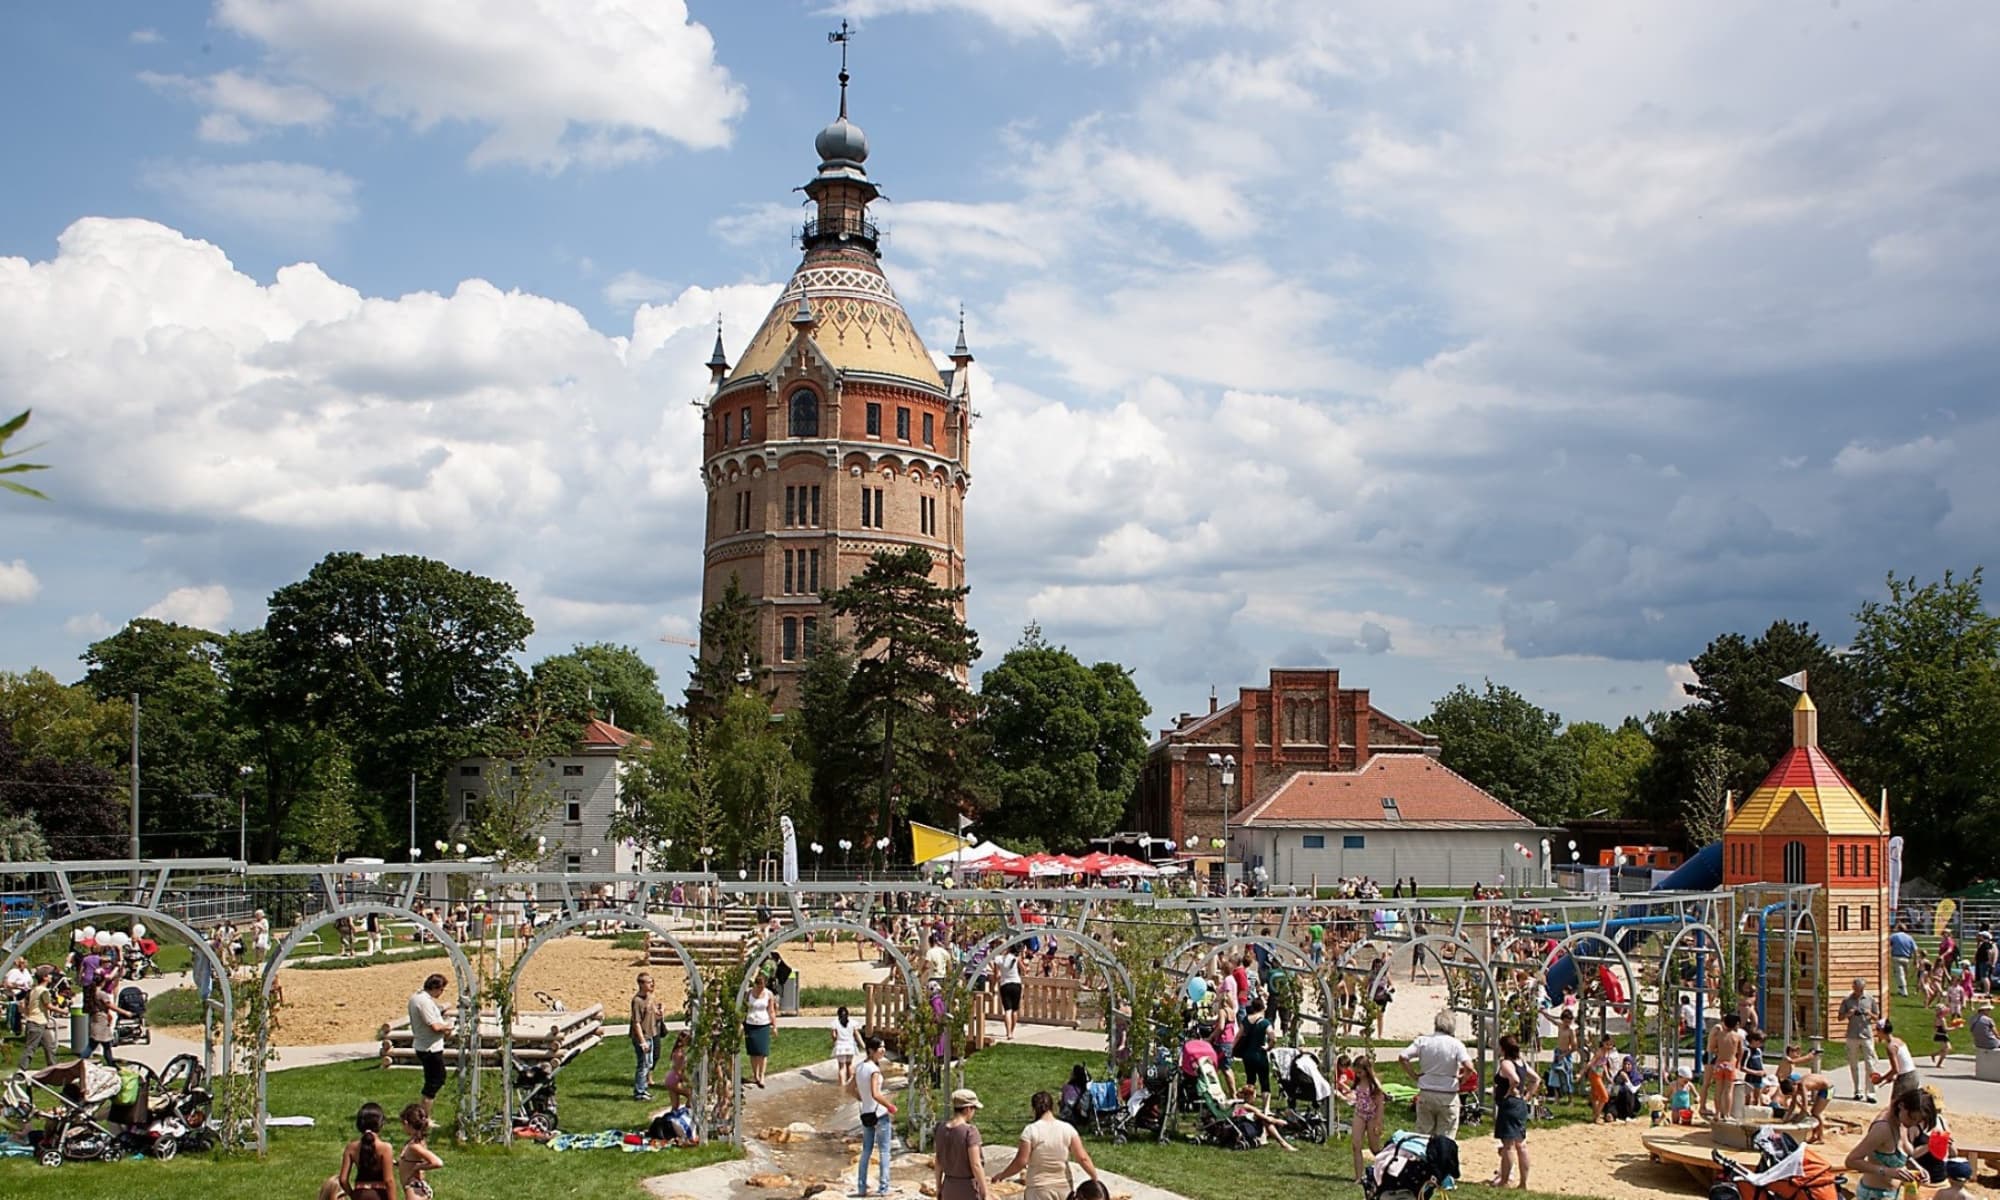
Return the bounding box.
[1134,667,1438,849]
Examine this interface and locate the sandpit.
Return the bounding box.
[162,933,895,1046]
[1438,1104,2000,1200]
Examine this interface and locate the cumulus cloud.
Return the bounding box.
[63,613,114,639]
[0,561,41,604]
[142,161,358,242]
[140,69,332,143]
[206,0,745,169]
[142,585,235,629]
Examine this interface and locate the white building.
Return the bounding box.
[448,718,645,879]
[1230,752,1547,890]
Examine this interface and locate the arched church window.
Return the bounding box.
[1782,840,1807,885]
[789,389,819,437]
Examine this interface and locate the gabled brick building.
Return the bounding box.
[1133,668,1542,887]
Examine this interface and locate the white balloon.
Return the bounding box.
[73,930,86,943]
[82,925,97,939]
[132,924,147,938]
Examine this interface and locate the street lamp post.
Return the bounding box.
[1206,751,1237,860]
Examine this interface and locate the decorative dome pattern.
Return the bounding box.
[726,263,943,390]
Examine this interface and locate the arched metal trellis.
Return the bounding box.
[1656,921,1727,1082]
[733,919,922,1147]
[257,903,477,1152]
[1548,930,1644,1065]
[502,908,706,1143]
[0,904,237,1081]
[961,923,1135,1058]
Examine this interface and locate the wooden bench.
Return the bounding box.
[1959,1142,2000,1182]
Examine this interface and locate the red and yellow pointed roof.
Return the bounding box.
[1725,693,1885,837]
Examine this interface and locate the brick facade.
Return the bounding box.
[1133,667,1437,849]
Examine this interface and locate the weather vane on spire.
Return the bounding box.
[828,18,854,119]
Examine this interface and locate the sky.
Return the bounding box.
[3,0,1998,736]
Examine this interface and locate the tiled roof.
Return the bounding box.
[579,718,642,750]
[1725,745,1882,836]
[1235,753,1537,828]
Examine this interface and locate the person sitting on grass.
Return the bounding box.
[319,1101,400,1200]
[1777,1073,1833,1143]
[1229,1085,1299,1151]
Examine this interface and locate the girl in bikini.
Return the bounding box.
[1339,1057,1388,1181]
[398,1104,443,1199]
[1844,1090,1929,1200]
[318,1102,400,1200]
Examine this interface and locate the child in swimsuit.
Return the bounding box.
[318,1102,397,1200]
[399,1103,442,1199]
[1846,1094,1928,1200]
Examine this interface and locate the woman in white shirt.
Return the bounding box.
[992,948,1023,1041]
[831,1004,859,1088]
[744,974,775,1087]
[991,1089,1098,1200]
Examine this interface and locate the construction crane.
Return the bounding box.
[658,634,697,648]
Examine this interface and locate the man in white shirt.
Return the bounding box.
[924,933,952,983]
[408,973,453,1118]
[1399,1010,1474,1140]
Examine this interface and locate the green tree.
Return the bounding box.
[529,642,672,741]
[261,552,533,851]
[793,634,873,843]
[688,575,764,718]
[0,718,122,858]
[1559,717,1656,818]
[977,624,1149,847]
[0,410,49,500]
[0,812,50,862]
[1851,568,2000,886]
[83,618,240,857]
[1682,729,1731,849]
[611,719,693,866]
[0,669,129,765]
[1417,681,1578,825]
[287,739,364,862]
[708,689,810,871]
[824,546,981,841]
[222,628,323,861]
[1682,620,1863,795]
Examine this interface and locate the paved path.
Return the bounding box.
[646,1048,1189,1200]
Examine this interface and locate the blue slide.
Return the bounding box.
[1541,842,1723,1004]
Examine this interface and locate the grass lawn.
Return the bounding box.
[958,1042,1600,1200]
[0,1040,738,1198]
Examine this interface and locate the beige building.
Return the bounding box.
[698,69,970,709]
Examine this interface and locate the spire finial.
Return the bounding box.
[707,314,729,372]
[952,304,971,360]
[828,19,854,120]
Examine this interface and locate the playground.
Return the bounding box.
[3,701,1996,1200]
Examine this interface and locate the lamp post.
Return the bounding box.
[1206,751,1237,863]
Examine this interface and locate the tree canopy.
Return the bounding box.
[1418,680,1578,826]
[977,624,1149,848]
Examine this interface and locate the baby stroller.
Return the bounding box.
[511,1059,560,1133]
[1183,1058,1255,1149]
[148,1055,218,1153]
[1271,1047,1331,1144]
[1456,1069,1485,1127]
[1111,1072,1169,1144]
[4,1059,127,1167]
[1709,1143,1843,1200]
[115,985,150,1045]
[1364,1131,1460,1200]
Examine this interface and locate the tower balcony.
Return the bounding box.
[798,214,881,253]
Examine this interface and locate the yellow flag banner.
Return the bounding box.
[1935,898,1957,940]
[910,821,972,866]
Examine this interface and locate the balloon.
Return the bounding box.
[73,930,86,943]
[132,924,147,938]
[82,925,96,939]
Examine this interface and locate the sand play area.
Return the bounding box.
[163,934,896,1045]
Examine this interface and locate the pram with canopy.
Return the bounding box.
[1364,1131,1460,1200]
[115,985,150,1045]
[1270,1046,1331,1143]
[1708,1142,1844,1200]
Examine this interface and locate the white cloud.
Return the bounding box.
[63,613,114,638]
[130,29,163,44]
[141,585,235,629]
[603,270,679,310]
[142,161,359,242]
[140,69,332,143]
[209,0,745,170]
[0,560,40,604]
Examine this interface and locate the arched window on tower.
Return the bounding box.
[789,389,819,437]
[1782,840,1807,885]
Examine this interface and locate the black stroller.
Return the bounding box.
[1272,1047,1331,1144]
[115,985,150,1045]
[1364,1132,1460,1200]
[509,1059,559,1134]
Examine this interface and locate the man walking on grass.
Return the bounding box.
[1889,925,1917,996]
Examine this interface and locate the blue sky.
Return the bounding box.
[3,1,1997,735]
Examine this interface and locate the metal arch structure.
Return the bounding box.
[497,905,707,1145]
[1355,931,1502,1065]
[959,923,1135,1058]
[255,900,478,1152]
[731,917,923,1147]
[1547,929,1645,1062]
[1656,920,1728,1082]
[0,902,238,1080]
[1166,931,1340,1056]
